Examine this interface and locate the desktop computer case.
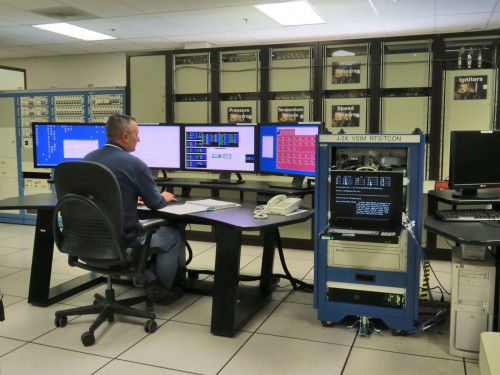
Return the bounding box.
[450,247,495,359]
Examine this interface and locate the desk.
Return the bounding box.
[0,193,106,306]
[424,217,500,246]
[157,178,315,250]
[156,178,314,198]
[425,216,500,331]
[0,193,313,337]
[426,190,500,259]
[140,204,313,337]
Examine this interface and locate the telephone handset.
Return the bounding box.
[254,194,302,219]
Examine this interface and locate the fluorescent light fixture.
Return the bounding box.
[255,1,325,26]
[32,22,116,41]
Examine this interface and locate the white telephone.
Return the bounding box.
[254,195,302,219]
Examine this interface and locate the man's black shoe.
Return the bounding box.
[144,280,182,306]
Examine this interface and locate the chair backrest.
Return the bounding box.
[53,161,127,267]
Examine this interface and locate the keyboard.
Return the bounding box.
[329,228,380,235]
[435,208,500,222]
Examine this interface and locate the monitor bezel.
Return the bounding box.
[329,169,405,232]
[257,122,319,178]
[182,123,258,174]
[449,130,500,199]
[133,123,183,170]
[32,122,106,168]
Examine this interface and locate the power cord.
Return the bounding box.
[184,227,313,292]
[398,212,449,335]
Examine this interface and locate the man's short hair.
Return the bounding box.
[106,114,136,141]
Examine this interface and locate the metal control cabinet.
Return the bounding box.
[314,133,425,331]
[0,87,125,224]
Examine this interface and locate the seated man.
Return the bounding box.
[84,114,181,305]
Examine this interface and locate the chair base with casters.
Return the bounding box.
[54,275,157,347]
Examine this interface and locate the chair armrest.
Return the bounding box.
[138,218,168,232]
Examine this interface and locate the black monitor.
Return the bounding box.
[32,122,106,168]
[449,130,500,199]
[131,124,182,178]
[258,123,319,189]
[183,124,257,184]
[330,170,404,233]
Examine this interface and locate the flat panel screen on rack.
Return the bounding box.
[329,169,404,234]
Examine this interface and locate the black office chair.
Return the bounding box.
[52,161,167,346]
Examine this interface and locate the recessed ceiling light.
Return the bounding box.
[255,1,325,26]
[32,23,116,41]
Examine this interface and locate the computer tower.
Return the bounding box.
[450,247,496,359]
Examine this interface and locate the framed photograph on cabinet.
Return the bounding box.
[277,106,304,123]
[227,107,252,123]
[332,61,361,84]
[454,75,488,100]
[332,105,360,128]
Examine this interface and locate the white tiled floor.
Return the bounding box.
[0,222,479,375]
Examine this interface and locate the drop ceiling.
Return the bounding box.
[0,0,499,59]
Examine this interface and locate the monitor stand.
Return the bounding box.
[268,176,306,190]
[452,188,500,200]
[199,172,245,185]
[153,169,172,182]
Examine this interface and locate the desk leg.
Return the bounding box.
[210,225,241,336]
[260,228,277,291]
[210,225,276,337]
[28,209,54,305]
[425,196,438,258]
[28,209,103,306]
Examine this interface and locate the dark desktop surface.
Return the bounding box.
[425,216,500,246]
[155,178,314,196]
[428,189,500,204]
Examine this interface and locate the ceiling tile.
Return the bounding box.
[370,0,435,19]
[436,13,491,32]
[107,15,191,37]
[156,10,235,33]
[383,17,436,35]
[436,0,498,15]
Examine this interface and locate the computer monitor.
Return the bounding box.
[183,124,257,184]
[32,122,106,168]
[329,169,404,233]
[258,123,319,189]
[449,130,500,199]
[131,124,182,175]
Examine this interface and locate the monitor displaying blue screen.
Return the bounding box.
[184,124,257,172]
[131,124,182,170]
[32,123,106,168]
[258,123,319,177]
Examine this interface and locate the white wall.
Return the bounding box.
[0,68,25,90]
[0,52,126,90]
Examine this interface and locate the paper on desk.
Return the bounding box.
[157,203,208,215]
[157,200,240,215]
[285,209,308,216]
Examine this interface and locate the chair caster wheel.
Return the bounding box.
[321,320,335,327]
[81,331,95,346]
[54,316,67,328]
[144,319,157,333]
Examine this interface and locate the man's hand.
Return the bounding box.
[161,191,177,202]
